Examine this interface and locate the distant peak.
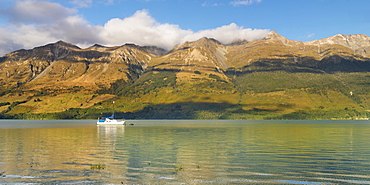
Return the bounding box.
[91,44,106,48]
[53,40,80,49]
[265,30,284,40]
[199,37,213,41]
[320,33,370,40]
[263,31,301,46]
[123,43,139,47]
[87,43,108,51]
[56,40,67,43]
[55,40,72,45]
[198,37,221,44]
[173,37,223,51]
[268,30,278,35]
[187,37,221,46]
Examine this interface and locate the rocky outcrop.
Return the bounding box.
[2,31,370,117]
[1,31,370,94]
[304,34,370,57]
[0,41,154,93]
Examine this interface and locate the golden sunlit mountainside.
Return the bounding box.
[1,31,370,119]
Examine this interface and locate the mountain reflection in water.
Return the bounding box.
[1,120,370,184]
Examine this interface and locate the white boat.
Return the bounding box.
[97,115,125,125]
[97,101,125,125]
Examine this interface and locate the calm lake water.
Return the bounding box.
[1,120,370,184]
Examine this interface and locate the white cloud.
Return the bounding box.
[0,2,270,56]
[69,0,93,8]
[202,2,223,7]
[47,15,102,46]
[230,0,262,6]
[99,0,116,5]
[99,10,193,50]
[1,0,76,24]
[0,0,101,54]
[307,33,315,38]
[182,23,269,45]
[95,10,269,50]
[0,28,23,56]
[6,25,55,49]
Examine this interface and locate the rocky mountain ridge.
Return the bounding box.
[1,31,370,119]
[304,33,370,57]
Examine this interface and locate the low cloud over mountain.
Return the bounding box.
[0,1,269,56]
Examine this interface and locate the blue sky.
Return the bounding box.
[0,0,369,56]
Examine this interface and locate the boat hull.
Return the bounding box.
[97,119,125,125]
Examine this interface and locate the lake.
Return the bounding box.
[1,120,370,184]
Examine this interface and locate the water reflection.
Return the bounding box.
[97,125,125,139]
[1,120,370,184]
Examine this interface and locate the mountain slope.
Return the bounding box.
[1,32,370,119]
[115,37,239,117]
[305,34,370,57]
[0,41,156,93]
[0,41,158,114]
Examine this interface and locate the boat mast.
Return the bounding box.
[112,101,115,118]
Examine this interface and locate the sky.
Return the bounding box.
[0,0,369,56]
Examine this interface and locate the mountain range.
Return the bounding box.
[1,31,370,119]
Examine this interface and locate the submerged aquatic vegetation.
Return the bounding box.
[173,164,184,173]
[90,163,106,170]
